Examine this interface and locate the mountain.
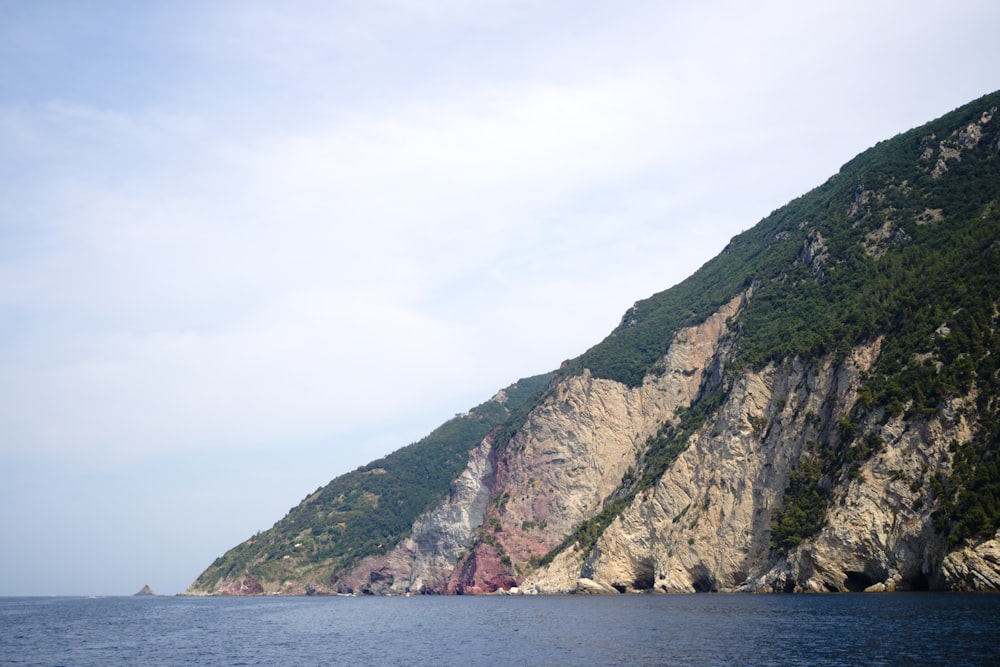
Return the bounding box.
[188,90,1000,595]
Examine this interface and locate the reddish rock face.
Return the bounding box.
[447,542,517,595]
[219,573,264,596]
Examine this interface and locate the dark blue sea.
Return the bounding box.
[2,593,999,666]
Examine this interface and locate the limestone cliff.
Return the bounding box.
[532,340,980,594]
[341,307,999,595]
[343,294,745,594]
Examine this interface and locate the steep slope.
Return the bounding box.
[189,90,1000,595]
[186,373,552,595]
[518,90,1000,594]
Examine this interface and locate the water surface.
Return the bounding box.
[2,593,998,666]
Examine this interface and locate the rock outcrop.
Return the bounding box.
[332,433,496,595]
[939,536,1000,590]
[218,573,264,596]
[338,294,745,595]
[534,340,974,594]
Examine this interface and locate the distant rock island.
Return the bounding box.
[134,584,155,596]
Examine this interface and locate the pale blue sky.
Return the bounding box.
[2,0,998,596]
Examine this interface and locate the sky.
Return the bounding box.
[1,0,998,596]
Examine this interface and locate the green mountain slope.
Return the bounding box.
[572,91,1000,388]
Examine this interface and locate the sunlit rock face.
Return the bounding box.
[346,296,999,595]
[555,340,979,595]
[346,295,743,595]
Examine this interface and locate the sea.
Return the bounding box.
[2,593,999,666]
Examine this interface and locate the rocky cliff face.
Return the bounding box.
[531,339,978,594]
[448,293,747,594]
[332,292,1000,595]
[332,431,496,595]
[334,294,745,594]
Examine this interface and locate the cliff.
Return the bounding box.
[188,90,1000,595]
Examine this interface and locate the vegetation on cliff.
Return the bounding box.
[565,91,1000,552]
[189,372,551,593]
[573,92,1000,387]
